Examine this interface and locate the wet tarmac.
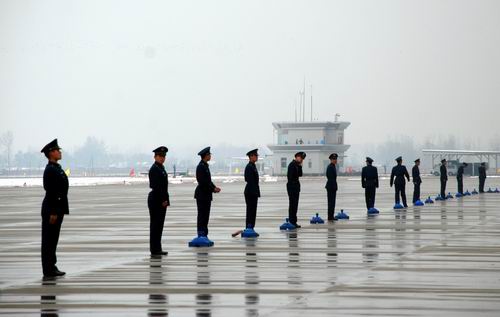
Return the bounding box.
[1,177,500,316]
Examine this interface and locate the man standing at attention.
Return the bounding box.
[412,158,422,204]
[148,146,170,256]
[244,149,260,231]
[440,159,448,199]
[361,157,378,210]
[287,152,305,228]
[325,153,338,222]
[390,156,410,208]
[456,162,467,195]
[478,162,487,193]
[40,139,68,278]
[194,147,221,243]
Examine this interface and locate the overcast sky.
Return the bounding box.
[1,0,499,154]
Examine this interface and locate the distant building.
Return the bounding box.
[267,120,351,175]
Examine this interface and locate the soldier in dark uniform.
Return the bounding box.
[390,156,410,207]
[287,152,305,228]
[412,158,422,203]
[478,162,487,193]
[148,146,170,256]
[244,149,260,229]
[456,162,467,195]
[440,159,448,199]
[40,139,68,278]
[325,153,338,221]
[361,157,378,210]
[194,147,221,237]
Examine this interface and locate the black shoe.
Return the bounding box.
[43,272,57,278]
[292,223,302,229]
[42,274,56,280]
[54,269,66,276]
[328,218,337,222]
[151,251,168,256]
[43,270,65,278]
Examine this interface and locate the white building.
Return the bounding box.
[267,121,351,175]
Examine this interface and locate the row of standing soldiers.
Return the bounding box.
[386,156,488,208]
[285,154,488,226]
[38,138,489,277]
[390,156,486,207]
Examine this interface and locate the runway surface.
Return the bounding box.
[1,176,500,316]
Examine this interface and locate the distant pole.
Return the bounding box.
[310,85,313,122]
[90,157,94,176]
[294,99,297,122]
[298,91,301,122]
[303,77,306,122]
[299,91,304,122]
[302,91,305,122]
[299,91,302,122]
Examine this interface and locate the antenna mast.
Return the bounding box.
[294,98,297,122]
[310,85,313,121]
[303,76,306,122]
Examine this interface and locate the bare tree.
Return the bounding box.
[489,134,500,151]
[0,131,14,173]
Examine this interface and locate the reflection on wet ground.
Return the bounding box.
[1,177,500,316]
[40,278,58,317]
[148,256,168,317]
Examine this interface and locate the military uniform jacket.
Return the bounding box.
[286,160,303,194]
[244,162,260,197]
[195,160,216,201]
[325,163,337,191]
[361,165,379,188]
[412,165,422,184]
[149,162,169,205]
[390,165,410,186]
[479,166,487,179]
[440,165,448,181]
[456,166,464,181]
[41,162,69,217]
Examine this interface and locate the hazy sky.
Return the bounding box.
[1,0,499,154]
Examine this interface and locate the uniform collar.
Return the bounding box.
[154,161,164,168]
[47,161,60,168]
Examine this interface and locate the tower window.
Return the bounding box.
[281,157,287,168]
